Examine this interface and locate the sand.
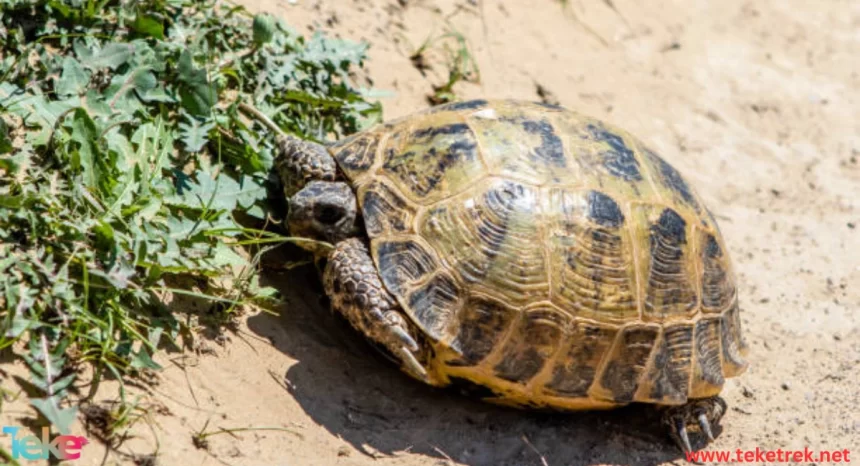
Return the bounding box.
[2,0,857,465]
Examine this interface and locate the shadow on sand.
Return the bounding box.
[248,253,689,466]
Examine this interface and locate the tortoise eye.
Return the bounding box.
[315,205,344,224]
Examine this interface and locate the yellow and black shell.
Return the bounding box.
[328,99,748,409]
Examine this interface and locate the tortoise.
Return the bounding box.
[261,99,749,452]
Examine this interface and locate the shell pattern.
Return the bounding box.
[328,99,748,409]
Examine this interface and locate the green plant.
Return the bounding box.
[192,419,302,451]
[408,27,480,105]
[80,397,156,448]
[0,0,380,435]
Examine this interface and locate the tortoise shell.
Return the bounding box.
[328,99,748,409]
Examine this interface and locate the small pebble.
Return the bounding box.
[781,382,790,390]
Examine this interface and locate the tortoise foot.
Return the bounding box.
[662,396,726,453]
[323,238,431,382]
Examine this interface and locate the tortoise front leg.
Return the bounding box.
[323,238,435,384]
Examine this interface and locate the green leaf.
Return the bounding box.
[30,372,76,395]
[104,263,136,289]
[164,169,262,213]
[132,14,164,39]
[93,220,115,249]
[148,327,164,348]
[302,32,369,69]
[234,174,267,209]
[178,116,215,152]
[17,95,81,146]
[177,50,216,117]
[91,42,133,70]
[0,118,12,154]
[164,215,201,239]
[69,108,100,188]
[47,0,72,18]
[253,286,279,300]
[56,57,91,97]
[204,172,248,211]
[4,314,34,339]
[73,39,95,61]
[130,348,162,370]
[136,197,163,221]
[138,84,173,103]
[104,128,135,171]
[211,242,248,268]
[82,89,113,118]
[103,66,155,111]
[133,69,157,96]
[30,399,78,435]
[50,373,77,395]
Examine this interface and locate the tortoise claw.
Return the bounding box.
[662,396,726,453]
[381,310,427,380]
[674,417,693,453]
[390,325,419,352]
[698,412,715,441]
[398,345,428,379]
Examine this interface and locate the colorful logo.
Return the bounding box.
[1,426,88,461]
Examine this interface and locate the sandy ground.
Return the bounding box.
[2,0,858,465]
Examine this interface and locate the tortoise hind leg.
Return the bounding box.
[323,238,436,384]
[662,396,727,453]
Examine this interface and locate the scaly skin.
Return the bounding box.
[323,238,435,384]
[275,136,337,197]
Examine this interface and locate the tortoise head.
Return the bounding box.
[276,134,360,253]
[288,180,360,251]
